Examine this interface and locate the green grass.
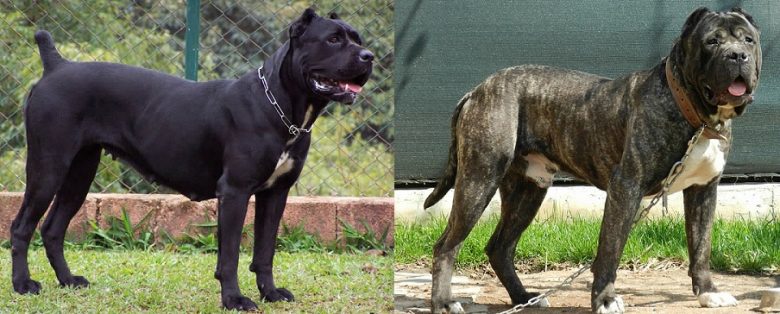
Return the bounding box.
[396,215,780,274]
[0,249,393,313]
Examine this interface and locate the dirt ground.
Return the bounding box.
[395,264,779,313]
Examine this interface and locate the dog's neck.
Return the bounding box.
[259,43,329,137]
[664,54,725,140]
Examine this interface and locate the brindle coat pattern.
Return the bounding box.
[424,7,760,313]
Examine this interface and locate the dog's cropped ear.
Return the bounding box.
[731,7,758,29]
[681,7,712,38]
[290,8,317,38]
[329,12,340,20]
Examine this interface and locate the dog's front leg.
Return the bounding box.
[214,178,257,311]
[250,188,294,302]
[683,180,737,308]
[591,166,643,313]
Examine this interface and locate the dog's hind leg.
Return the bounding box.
[10,149,74,294]
[41,146,100,289]
[486,168,548,307]
[431,154,510,313]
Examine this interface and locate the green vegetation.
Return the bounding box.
[396,215,780,274]
[0,249,393,313]
[0,210,393,312]
[0,1,393,196]
[0,207,391,254]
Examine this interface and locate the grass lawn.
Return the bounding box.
[0,248,393,313]
[396,215,780,273]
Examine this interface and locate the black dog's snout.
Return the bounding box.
[359,49,374,62]
[727,51,749,63]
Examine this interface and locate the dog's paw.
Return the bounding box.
[13,278,41,295]
[532,296,550,307]
[595,295,625,314]
[222,295,258,311]
[698,292,738,308]
[261,287,294,302]
[60,275,90,289]
[442,301,464,313]
[517,292,551,308]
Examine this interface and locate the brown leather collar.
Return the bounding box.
[664,59,725,140]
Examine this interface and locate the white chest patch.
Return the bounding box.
[262,151,295,189]
[524,153,559,188]
[665,138,727,194]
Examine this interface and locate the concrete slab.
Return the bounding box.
[396,183,780,222]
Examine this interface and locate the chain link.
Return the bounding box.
[497,125,709,314]
[497,264,590,313]
[257,66,312,136]
[633,125,706,223]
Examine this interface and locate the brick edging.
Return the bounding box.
[0,192,393,245]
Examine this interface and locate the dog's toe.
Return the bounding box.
[222,295,258,311]
[60,275,90,289]
[13,278,42,295]
[261,287,295,302]
[443,301,464,313]
[596,296,625,314]
[517,292,550,308]
[698,292,738,307]
[533,296,550,307]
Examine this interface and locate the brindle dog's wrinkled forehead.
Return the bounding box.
[679,7,761,115]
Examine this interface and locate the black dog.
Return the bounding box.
[10,8,372,311]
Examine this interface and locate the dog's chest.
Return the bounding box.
[522,138,727,192]
[261,151,295,189]
[665,137,727,193]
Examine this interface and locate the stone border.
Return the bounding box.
[0,192,393,245]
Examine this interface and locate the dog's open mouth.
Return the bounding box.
[725,76,748,97]
[702,76,753,106]
[311,74,365,96]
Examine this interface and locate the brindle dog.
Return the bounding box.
[425,7,760,313]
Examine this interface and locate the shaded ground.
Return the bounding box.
[395,264,779,313]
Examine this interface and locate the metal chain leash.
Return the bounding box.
[497,264,591,313]
[633,125,706,224]
[497,125,708,314]
[257,66,312,136]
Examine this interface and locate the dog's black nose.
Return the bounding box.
[728,51,749,63]
[359,49,374,62]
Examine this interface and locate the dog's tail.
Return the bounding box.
[423,92,470,209]
[34,30,65,75]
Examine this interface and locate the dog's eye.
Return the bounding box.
[706,38,719,45]
[745,36,754,43]
[328,36,340,44]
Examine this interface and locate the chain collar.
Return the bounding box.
[257,66,312,136]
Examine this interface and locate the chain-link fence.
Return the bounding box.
[0,1,393,197]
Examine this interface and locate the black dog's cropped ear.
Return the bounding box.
[731,7,758,29]
[681,7,711,38]
[290,8,317,38]
[329,12,340,20]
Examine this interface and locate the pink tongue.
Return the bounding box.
[728,81,747,96]
[340,82,362,93]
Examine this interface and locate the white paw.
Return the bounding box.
[533,296,550,307]
[698,292,738,308]
[596,296,625,314]
[444,301,464,313]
